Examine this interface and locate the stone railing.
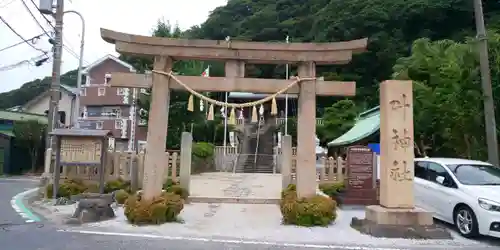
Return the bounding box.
[50,150,181,186]
[275,146,346,184]
[214,146,239,172]
[275,118,324,126]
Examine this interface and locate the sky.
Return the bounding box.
[0,0,227,93]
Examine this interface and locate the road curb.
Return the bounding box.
[10,187,41,223]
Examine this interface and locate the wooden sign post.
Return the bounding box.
[100,28,368,200]
[50,129,112,200]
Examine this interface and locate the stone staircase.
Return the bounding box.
[235,118,275,173]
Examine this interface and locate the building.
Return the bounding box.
[79,54,147,151]
[8,84,78,128]
[0,110,48,175]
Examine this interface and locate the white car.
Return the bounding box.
[414,158,500,238]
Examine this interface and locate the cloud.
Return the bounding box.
[0,0,226,93]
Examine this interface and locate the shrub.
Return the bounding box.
[280,184,337,227]
[124,192,184,225]
[166,185,189,200]
[45,178,88,198]
[162,178,179,190]
[319,182,345,205]
[114,189,129,204]
[192,142,215,158]
[105,178,130,193]
[192,142,216,174]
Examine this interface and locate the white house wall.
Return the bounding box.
[24,93,74,127]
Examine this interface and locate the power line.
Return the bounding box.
[27,0,88,64]
[0,0,16,8]
[28,0,54,29]
[0,32,45,52]
[0,53,48,71]
[0,16,48,55]
[20,0,52,37]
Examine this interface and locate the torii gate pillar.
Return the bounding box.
[296,62,318,197]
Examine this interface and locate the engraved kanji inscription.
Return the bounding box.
[390,160,412,182]
[389,93,411,120]
[391,128,412,151]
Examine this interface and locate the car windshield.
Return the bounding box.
[447,164,500,185]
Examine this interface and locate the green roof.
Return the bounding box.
[0,110,48,124]
[327,106,380,147]
[0,130,15,137]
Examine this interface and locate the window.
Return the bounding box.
[96,121,103,129]
[428,162,455,187]
[58,111,66,125]
[115,120,124,129]
[104,73,111,84]
[414,161,428,179]
[98,87,106,96]
[80,87,86,96]
[448,164,500,185]
[117,88,125,96]
[111,108,121,118]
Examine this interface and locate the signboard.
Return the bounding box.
[346,145,374,190]
[60,138,103,165]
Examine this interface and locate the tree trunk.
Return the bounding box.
[463,134,472,159]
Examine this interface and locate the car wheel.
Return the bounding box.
[454,205,479,238]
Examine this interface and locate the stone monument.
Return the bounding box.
[352,80,451,239]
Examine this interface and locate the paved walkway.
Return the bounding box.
[55,204,498,249]
[189,173,281,199]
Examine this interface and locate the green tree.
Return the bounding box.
[13,120,46,173]
[393,37,488,159]
[122,20,229,148]
[317,100,358,146]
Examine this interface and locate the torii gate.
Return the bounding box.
[100,28,367,200]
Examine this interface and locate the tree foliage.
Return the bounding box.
[4,0,500,159]
[13,120,46,172]
[392,33,500,159]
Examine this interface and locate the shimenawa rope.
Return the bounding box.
[152,70,316,123]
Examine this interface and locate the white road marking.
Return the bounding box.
[10,187,41,223]
[0,178,40,182]
[57,229,409,250]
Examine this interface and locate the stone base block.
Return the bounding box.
[349,205,452,239]
[365,205,433,226]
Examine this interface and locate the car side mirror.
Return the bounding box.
[436,176,445,185]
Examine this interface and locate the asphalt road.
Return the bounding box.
[0,177,38,225]
[0,177,499,250]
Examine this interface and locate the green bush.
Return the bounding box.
[114,189,130,204]
[192,142,216,174]
[105,178,130,193]
[162,178,179,190]
[45,178,89,198]
[192,142,215,158]
[166,185,189,200]
[280,184,337,227]
[319,182,345,205]
[124,192,184,225]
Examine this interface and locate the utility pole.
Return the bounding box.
[473,0,499,166]
[45,0,64,148]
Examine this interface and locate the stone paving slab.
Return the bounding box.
[189,173,281,199]
[68,203,495,249]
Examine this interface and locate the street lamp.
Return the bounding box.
[63,10,86,128]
